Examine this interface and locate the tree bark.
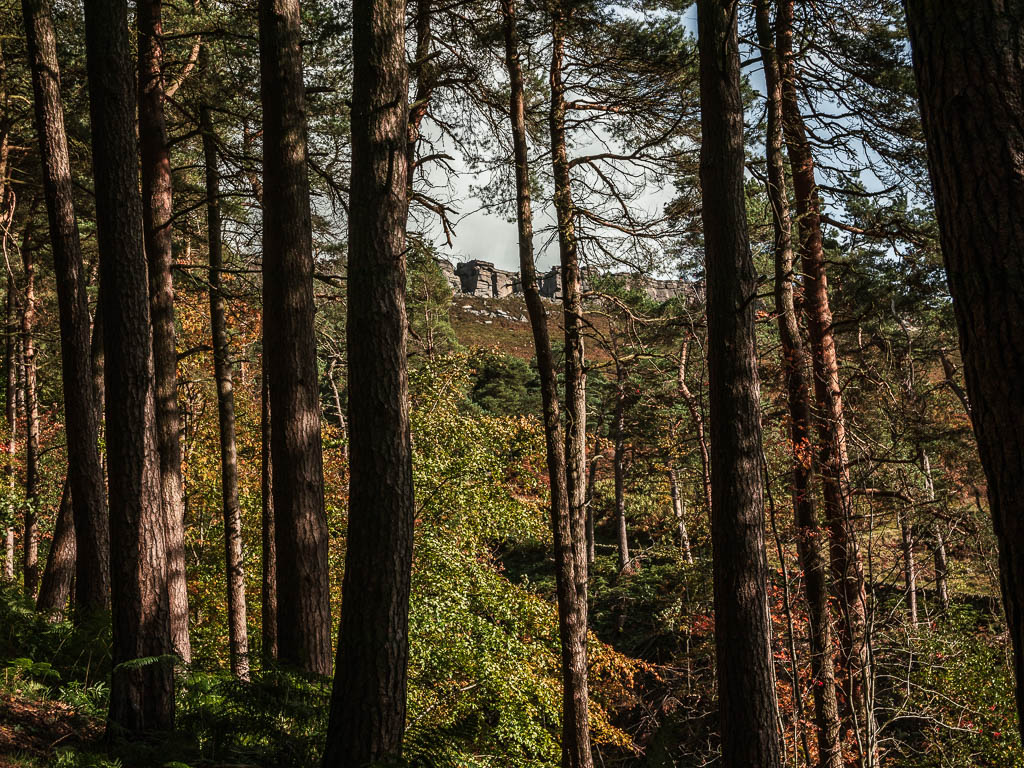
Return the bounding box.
[921,450,949,615]
[677,339,712,518]
[138,0,191,664]
[260,358,277,663]
[697,2,782,765]
[755,1,843,763]
[21,227,38,600]
[203,94,250,681]
[3,268,16,582]
[547,9,593,766]
[777,1,875,756]
[668,469,693,564]
[22,0,110,616]
[904,0,1024,736]
[900,506,918,626]
[323,0,414,759]
[83,0,174,731]
[258,0,331,676]
[36,479,74,618]
[613,366,630,573]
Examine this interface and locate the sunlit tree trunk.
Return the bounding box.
[138,0,190,664]
[777,1,875,757]
[20,229,38,600]
[755,1,843,763]
[668,469,693,564]
[548,10,593,766]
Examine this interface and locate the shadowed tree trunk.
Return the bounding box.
[323,0,413,759]
[84,0,174,732]
[203,90,250,681]
[22,0,109,616]
[258,0,331,676]
[548,10,593,766]
[905,0,1024,737]
[36,479,74,617]
[755,1,843,763]
[777,1,875,756]
[138,0,190,664]
[260,360,277,663]
[499,4,592,764]
[21,228,38,600]
[697,1,782,765]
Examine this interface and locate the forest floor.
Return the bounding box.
[0,693,102,767]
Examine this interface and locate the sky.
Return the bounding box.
[414,4,701,275]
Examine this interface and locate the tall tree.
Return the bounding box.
[754,0,843,763]
[260,360,277,662]
[500,0,592,763]
[258,0,331,676]
[83,0,174,732]
[202,78,250,681]
[138,0,191,663]
[20,223,38,599]
[323,0,414,757]
[905,0,1024,738]
[548,8,593,766]
[696,1,782,765]
[21,0,110,616]
[3,268,15,583]
[777,0,875,753]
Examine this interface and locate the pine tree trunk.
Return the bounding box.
[203,99,250,681]
[36,479,74,618]
[777,1,875,757]
[500,5,591,760]
[668,469,693,564]
[904,0,1024,735]
[613,367,630,574]
[22,0,110,616]
[585,454,598,566]
[548,11,593,766]
[677,340,712,518]
[323,0,414,758]
[755,1,843,763]
[138,0,191,664]
[83,0,174,732]
[260,361,277,663]
[258,0,331,676]
[900,507,918,626]
[21,233,38,600]
[3,271,16,582]
[920,450,949,616]
[697,1,782,764]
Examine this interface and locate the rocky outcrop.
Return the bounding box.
[455,260,518,298]
[438,257,696,304]
[437,259,462,295]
